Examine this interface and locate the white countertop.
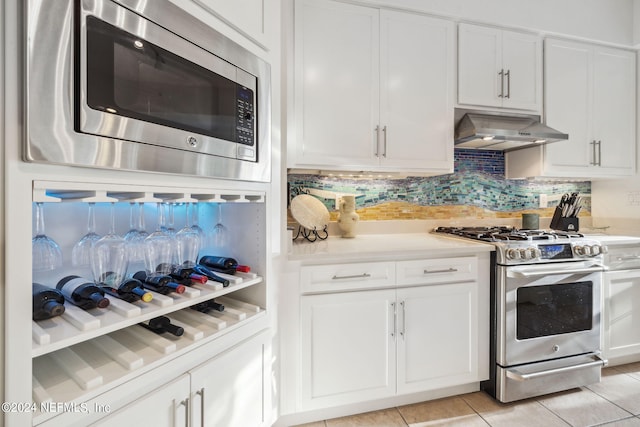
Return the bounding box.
[583,234,640,246]
[289,232,493,262]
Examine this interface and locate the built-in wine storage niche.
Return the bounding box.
[31,180,267,425]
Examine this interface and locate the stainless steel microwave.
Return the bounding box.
[25,0,271,181]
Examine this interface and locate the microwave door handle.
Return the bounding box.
[506,355,607,381]
[507,265,604,279]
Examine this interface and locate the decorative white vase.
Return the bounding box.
[337,195,359,238]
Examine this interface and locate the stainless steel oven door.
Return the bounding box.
[496,261,603,367]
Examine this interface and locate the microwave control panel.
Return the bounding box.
[236,86,255,146]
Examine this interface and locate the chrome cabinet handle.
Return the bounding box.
[399,301,405,339]
[196,388,205,426]
[498,69,504,98]
[390,302,396,339]
[506,355,607,381]
[374,125,380,157]
[177,398,189,427]
[590,140,597,165]
[331,273,371,280]
[597,140,602,166]
[505,70,511,98]
[382,125,387,158]
[423,268,458,275]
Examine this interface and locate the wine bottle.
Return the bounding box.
[198,256,238,274]
[158,263,206,285]
[102,278,153,303]
[56,276,110,310]
[32,283,66,320]
[190,299,225,314]
[192,264,230,287]
[140,316,184,337]
[132,271,186,295]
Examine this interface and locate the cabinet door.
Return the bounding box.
[501,31,541,111]
[294,0,380,169]
[603,271,640,362]
[90,375,190,427]
[190,332,267,427]
[300,290,396,410]
[379,11,454,172]
[543,38,592,175]
[397,283,479,394]
[593,46,636,174]
[458,24,502,108]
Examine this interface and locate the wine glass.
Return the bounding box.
[72,202,101,266]
[209,203,227,250]
[144,203,175,276]
[189,202,205,245]
[32,202,63,272]
[91,203,129,287]
[175,204,201,268]
[124,202,149,264]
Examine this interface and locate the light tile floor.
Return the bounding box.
[294,362,640,427]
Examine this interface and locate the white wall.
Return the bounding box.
[635,0,640,46]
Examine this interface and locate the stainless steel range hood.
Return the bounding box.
[454,109,568,151]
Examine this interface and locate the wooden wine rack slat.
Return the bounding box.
[32,276,262,357]
[32,297,264,423]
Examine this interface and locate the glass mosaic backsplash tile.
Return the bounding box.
[288,149,591,221]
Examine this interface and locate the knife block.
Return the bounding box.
[549,206,579,231]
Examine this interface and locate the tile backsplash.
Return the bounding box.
[288,149,591,221]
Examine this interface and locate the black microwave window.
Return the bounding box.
[85,16,254,145]
[516,281,593,340]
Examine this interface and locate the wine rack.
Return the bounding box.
[31,180,268,425]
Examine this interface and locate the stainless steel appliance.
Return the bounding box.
[435,227,607,402]
[454,108,568,151]
[25,0,271,181]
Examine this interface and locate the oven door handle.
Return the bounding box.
[507,265,604,279]
[505,355,607,381]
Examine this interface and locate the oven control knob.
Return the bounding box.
[519,248,529,260]
[531,248,541,259]
[591,245,601,255]
[574,245,587,256]
[506,248,520,260]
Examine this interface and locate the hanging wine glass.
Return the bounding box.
[72,202,101,266]
[175,203,201,268]
[209,203,228,250]
[124,202,148,264]
[145,202,175,276]
[32,202,63,272]
[91,203,129,287]
[189,202,205,245]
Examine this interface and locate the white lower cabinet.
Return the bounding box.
[91,375,191,427]
[397,283,478,394]
[301,290,397,409]
[603,271,640,364]
[299,256,485,411]
[91,331,269,427]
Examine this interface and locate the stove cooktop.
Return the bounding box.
[434,226,603,264]
[434,226,584,242]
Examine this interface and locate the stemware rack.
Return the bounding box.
[31,180,268,420]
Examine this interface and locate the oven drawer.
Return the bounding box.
[396,257,477,286]
[495,353,606,403]
[300,262,396,294]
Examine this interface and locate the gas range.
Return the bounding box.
[435,225,608,402]
[434,226,606,265]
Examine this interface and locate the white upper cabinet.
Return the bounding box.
[173,0,272,48]
[458,23,542,112]
[507,39,636,179]
[292,0,454,174]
